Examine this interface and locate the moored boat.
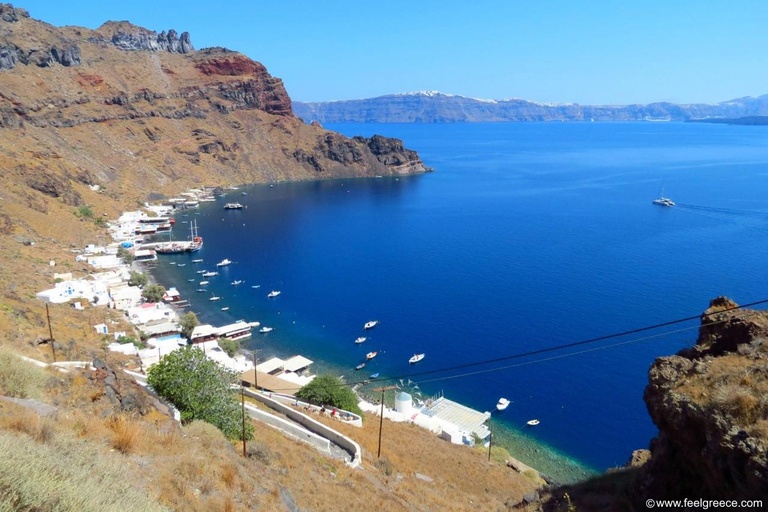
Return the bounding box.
[369,373,380,379]
[224,203,244,210]
[203,271,219,277]
[259,326,273,333]
[355,337,367,344]
[216,259,232,267]
[527,419,540,426]
[231,280,243,286]
[355,363,366,370]
[366,351,378,360]
[409,353,425,364]
[209,296,221,301]
[496,398,510,411]
[267,290,281,298]
[364,320,379,330]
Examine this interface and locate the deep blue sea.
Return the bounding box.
[151,122,768,483]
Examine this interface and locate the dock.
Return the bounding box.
[423,396,491,440]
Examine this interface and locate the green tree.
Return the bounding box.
[117,246,134,265]
[141,284,165,303]
[296,375,362,416]
[147,346,253,440]
[218,338,240,357]
[129,271,148,288]
[180,312,198,340]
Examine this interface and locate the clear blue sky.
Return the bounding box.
[18,0,768,104]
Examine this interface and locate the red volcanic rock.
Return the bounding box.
[196,56,263,76]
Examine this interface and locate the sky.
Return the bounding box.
[17,0,768,104]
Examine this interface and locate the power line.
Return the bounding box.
[258,298,768,392]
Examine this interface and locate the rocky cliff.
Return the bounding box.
[0,3,429,237]
[294,90,768,123]
[635,297,768,502]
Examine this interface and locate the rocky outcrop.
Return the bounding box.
[107,28,194,53]
[24,167,83,206]
[634,297,768,502]
[216,78,293,117]
[357,134,423,169]
[87,357,174,417]
[0,3,28,23]
[0,44,80,69]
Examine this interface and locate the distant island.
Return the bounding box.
[293,90,768,124]
[687,116,768,125]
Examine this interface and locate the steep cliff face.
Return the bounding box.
[0,4,429,239]
[294,91,768,123]
[636,297,768,501]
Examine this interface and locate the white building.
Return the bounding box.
[125,302,177,325]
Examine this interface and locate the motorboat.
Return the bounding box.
[369,373,380,379]
[199,281,209,286]
[231,280,243,286]
[366,351,378,360]
[177,263,186,267]
[196,270,207,274]
[169,262,176,265]
[224,203,243,210]
[355,363,366,370]
[526,419,540,426]
[364,320,379,330]
[196,288,207,292]
[409,353,425,364]
[187,279,195,282]
[251,285,261,289]
[259,327,273,333]
[209,296,221,301]
[496,398,510,411]
[202,271,219,277]
[355,337,367,344]
[267,290,281,298]
[221,307,230,311]
[216,259,232,267]
[192,259,203,263]
[248,321,260,328]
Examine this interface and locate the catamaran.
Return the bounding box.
[652,188,675,207]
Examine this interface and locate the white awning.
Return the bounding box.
[282,355,313,372]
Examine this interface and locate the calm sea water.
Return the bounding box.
[151,122,768,482]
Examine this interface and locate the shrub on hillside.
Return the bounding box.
[0,349,50,399]
[295,374,362,416]
[147,346,252,441]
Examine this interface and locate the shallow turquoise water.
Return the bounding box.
[151,122,768,482]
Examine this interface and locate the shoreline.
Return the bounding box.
[143,188,600,485]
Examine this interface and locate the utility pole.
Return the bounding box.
[45,304,56,362]
[488,418,492,462]
[373,385,398,458]
[252,350,259,390]
[241,385,247,457]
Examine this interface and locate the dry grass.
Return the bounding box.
[109,415,142,454]
[0,347,50,398]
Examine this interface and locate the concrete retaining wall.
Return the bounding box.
[244,388,362,468]
[244,403,332,455]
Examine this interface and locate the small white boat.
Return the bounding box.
[527,419,540,426]
[409,353,425,364]
[192,259,203,263]
[203,271,219,277]
[364,320,379,330]
[652,187,675,207]
[224,203,243,210]
[267,290,281,298]
[231,280,243,286]
[496,398,510,411]
[196,270,206,274]
[248,321,260,328]
[221,307,230,311]
[187,279,195,282]
[216,259,232,267]
[177,264,186,267]
[209,296,221,301]
[251,285,261,289]
[169,262,176,265]
[355,337,367,344]
[199,280,209,286]
[259,327,273,333]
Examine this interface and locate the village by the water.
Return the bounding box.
[35,185,540,476]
